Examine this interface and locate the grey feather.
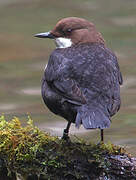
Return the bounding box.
[42,43,122,128]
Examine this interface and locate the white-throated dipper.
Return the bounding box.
[35,17,123,141]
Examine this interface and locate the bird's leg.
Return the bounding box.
[100,129,104,142]
[62,121,71,140]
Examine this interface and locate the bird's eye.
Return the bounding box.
[66,28,72,33]
[61,28,72,36]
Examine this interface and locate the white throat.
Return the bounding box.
[54,37,73,48]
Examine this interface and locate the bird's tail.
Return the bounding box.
[75,104,111,129]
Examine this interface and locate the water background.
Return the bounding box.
[0,0,136,156]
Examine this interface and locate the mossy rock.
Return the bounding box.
[0,115,136,180]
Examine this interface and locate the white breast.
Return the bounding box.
[54,37,73,48]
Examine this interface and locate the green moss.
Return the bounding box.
[0,115,127,179]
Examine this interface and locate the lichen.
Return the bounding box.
[0,115,127,180]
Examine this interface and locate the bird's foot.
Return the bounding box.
[97,140,104,146]
[97,129,104,145]
[61,129,71,142]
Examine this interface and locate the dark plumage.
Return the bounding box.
[35,17,123,141]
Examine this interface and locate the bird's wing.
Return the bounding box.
[53,78,86,105]
[45,52,86,105]
[77,47,123,116]
[92,55,122,116]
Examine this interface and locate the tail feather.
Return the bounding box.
[75,105,110,129]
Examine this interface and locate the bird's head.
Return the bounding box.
[35,17,105,48]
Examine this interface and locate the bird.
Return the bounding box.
[35,17,123,141]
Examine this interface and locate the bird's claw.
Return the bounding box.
[61,129,70,141]
[97,140,104,146]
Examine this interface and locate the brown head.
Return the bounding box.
[35,17,105,48]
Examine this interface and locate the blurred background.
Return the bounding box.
[0,0,136,155]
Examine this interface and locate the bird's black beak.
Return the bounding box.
[34,31,55,39]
